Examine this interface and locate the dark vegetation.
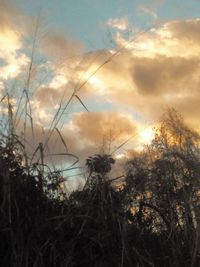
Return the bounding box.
[0,109,200,267]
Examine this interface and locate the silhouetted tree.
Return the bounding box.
[124,109,200,266]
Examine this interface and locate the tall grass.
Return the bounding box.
[0,106,200,266]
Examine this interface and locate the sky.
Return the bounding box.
[15,0,200,50]
[0,0,200,186]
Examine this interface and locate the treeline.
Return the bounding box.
[0,109,200,267]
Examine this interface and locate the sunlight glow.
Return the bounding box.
[139,127,154,144]
[89,74,106,95]
[0,29,21,52]
[115,153,126,160]
[0,64,18,79]
[89,75,101,86]
[8,65,18,74]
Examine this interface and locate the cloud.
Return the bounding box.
[138,5,158,19]
[132,56,199,95]
[167,19,200,43]
[40,29,84,60]
[21,111,139,169]
[0,0,28,81]
[0,0,85,120]
[0,0,18,29]
[2,5,199,189]
[70,111,137,147]
[137,0,165,22]
[76,19,200,128]
[35,19,200,134]
[3,12,200,172]
[106,17,129,31]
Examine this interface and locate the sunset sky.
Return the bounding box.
[0,0,200,183]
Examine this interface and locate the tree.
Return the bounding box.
[124,109,200,266]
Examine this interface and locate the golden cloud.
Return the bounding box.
[34,18,200,144]
[168,19,200,43]
[40,29,84,60]
[21,111,139,168]
[0,0,28,80]
[132,56,199,95]
[70,111,137,147]
[6,16,200,169]
[75,19,200,128]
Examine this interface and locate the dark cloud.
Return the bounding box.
[21,111,138,167]
[71,111,137,146]
[40,30,84,60]
[0,0,17,29]
[132,56,199,95]
[169,19,200,43]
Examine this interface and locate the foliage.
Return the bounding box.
[86,154,115,175]
[125,109,200,266]
[0,109,200,267]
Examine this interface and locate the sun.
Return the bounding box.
[139,127,154,144]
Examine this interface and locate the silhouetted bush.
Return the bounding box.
[0,110,199,267]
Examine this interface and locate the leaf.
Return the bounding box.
[55,128,68,152]
[75,95,89,112]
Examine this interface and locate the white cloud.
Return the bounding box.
[138,5,158,19]
[106,17,129,31]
